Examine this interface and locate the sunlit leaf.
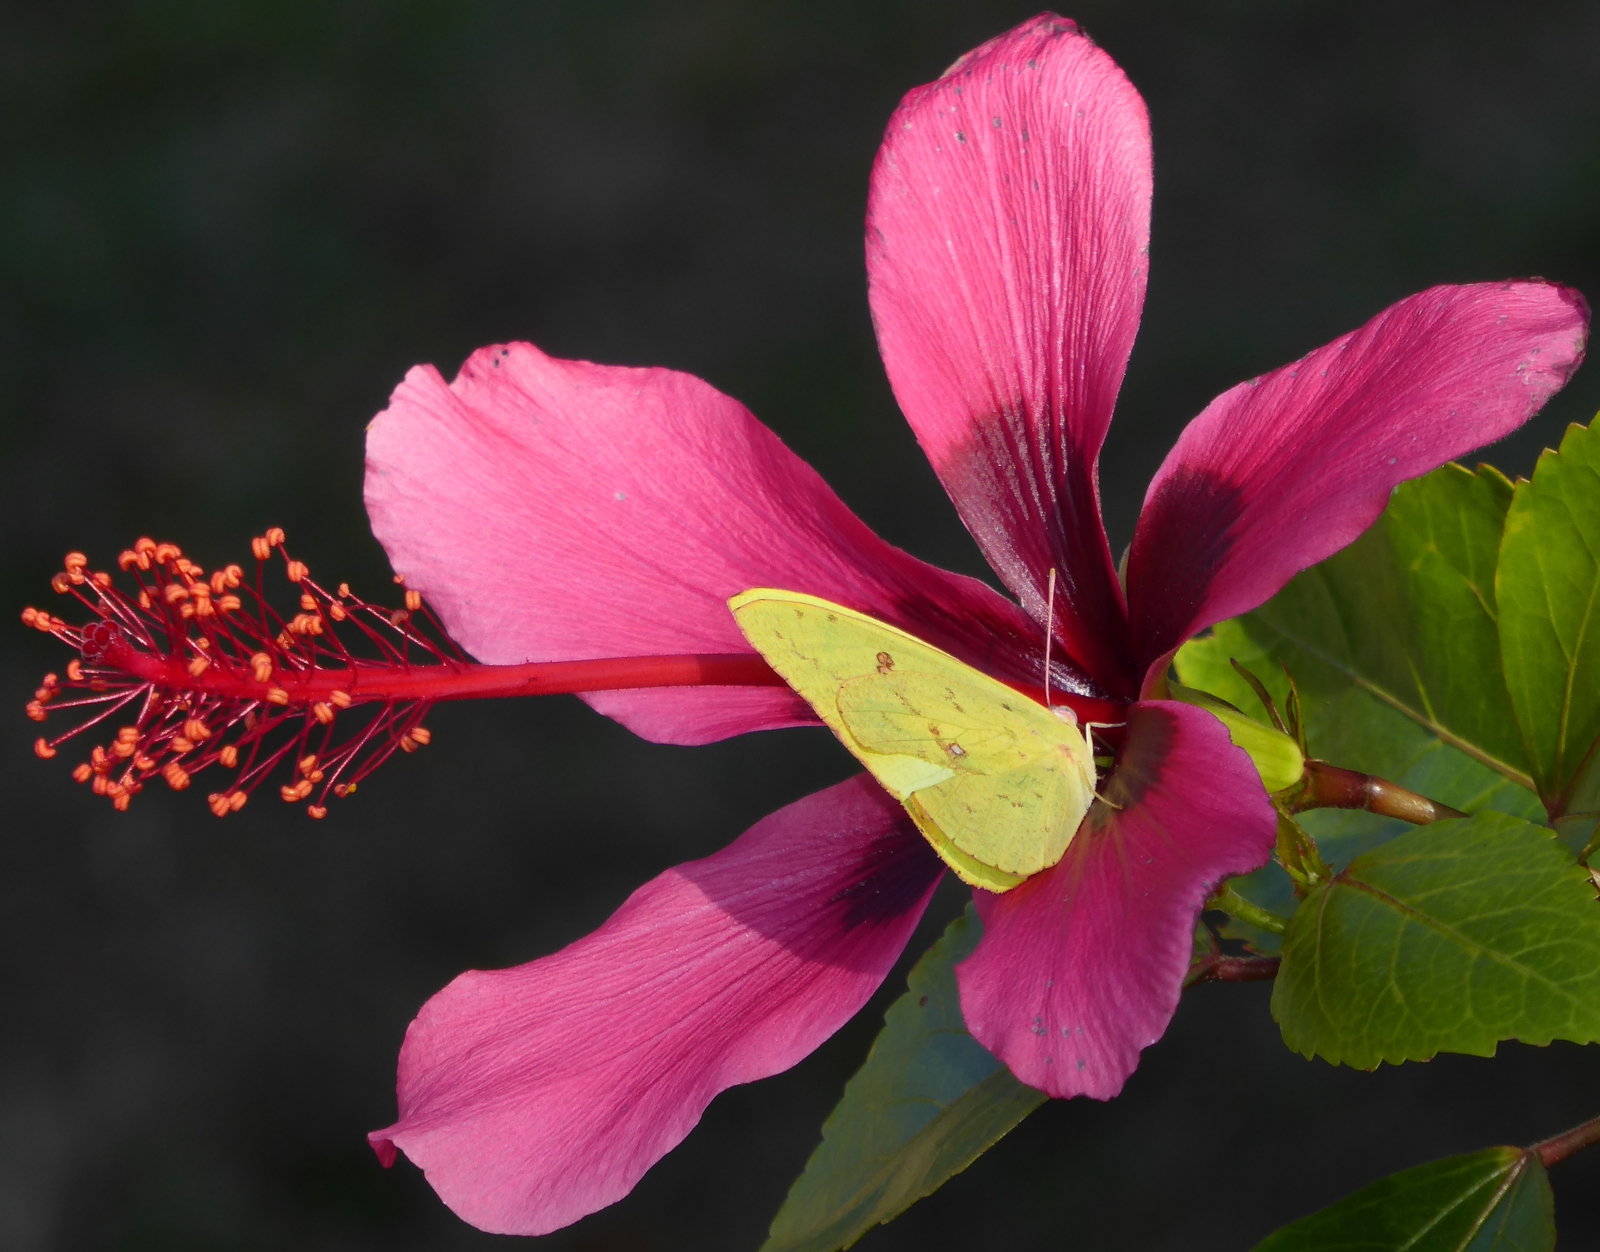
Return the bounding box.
[762,907,1045,1252]
[1251,1145,1554,1251]
[1272,812,1600,1068]
[1499,420,1600,821]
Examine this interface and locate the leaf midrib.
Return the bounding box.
[1252,617,1536,792]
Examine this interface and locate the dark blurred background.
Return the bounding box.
[4,1,1599,1248]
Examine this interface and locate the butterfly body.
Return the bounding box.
[729,589,1098,892]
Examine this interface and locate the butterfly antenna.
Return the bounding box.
[1043,567,1057,710]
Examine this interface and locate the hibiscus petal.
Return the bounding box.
[368,775,943,1236]
[1127,281,1589,680]
[365,341,1054,745]
[957,700,1275,1099]
[865,14,1151,694]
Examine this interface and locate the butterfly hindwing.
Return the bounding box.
[729,588,1098,889]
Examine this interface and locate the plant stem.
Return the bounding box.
[1298,760,1467,824]
[1210,884,1289,935]
[1533,1110,1600,1168]
[1184,953,1280,987]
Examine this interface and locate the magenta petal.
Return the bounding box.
[866,14,1151,693]
[957,701,1275,1099]
[369,775,942,1236]
[364,341,1051,745]
[1126,281,1589,678]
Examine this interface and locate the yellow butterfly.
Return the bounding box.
[729,589,1100,893]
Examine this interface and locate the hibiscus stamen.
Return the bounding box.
[24,533,788,818]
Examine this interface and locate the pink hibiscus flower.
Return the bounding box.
[361,13,1587,1236]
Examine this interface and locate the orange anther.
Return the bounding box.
[210,570,227,594]
[178,602,195,619]
[90,746,108,768]
[307,805,328,819]
[175,558,202,577]
[408,726,432,746]
[222,564,243,588]
[187,655,211,678]
[34,687,54,703]
[264,527,285,547]
[312,702,335,725]
[67,660,83,681]
[112,739,136,758]
[92,571,112,588]
[154,543,181,565]
[251,536,272,561]
[171,736,195,754]
[393,574,405,584]
[266,687,289,706]
[35,612,59,632]
[112,791,131,812]
[20,607,37,626]
[165,583,189,604]
[219,745,238,768]
[26,701,46,722]
[276,631,295,650]
[333,782,357,798]
[135,537,156,556]
[299,755,318,774]
[399,736,418,753]
[72,763,92,783]
[285,560,309,583]
[134,755,156,771]
[118,550,140,570]
[191,597,213,618]
[92,773,109,795]
[163,762,191,790]
[251,654,273,683]
[330,690,352,708]
[183,718,210,742]
[404,589,423,612]
[280,780,314,802]
[33,737,56,759]
[117,726,140,744]
[389,609,410,627]
[51,573,71,594]
[337,583,352,599]
[327,601,347,621]
[137,590,152,611]
[41,673,58,688]
[64,551,88,572]
[229,790,247,811]
[300,593,317,611]
[208,792,231,817]
[106,781,127,800]
[218,594,242,612]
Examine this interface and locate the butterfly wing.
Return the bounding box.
[836,672,1093,878]
[729,589,1096,889]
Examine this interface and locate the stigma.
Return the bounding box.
[23,532,788,819]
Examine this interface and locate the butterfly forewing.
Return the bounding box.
[728,588,1099,889]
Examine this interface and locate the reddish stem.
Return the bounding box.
[1299,760,1467,824]
[1186,954,1281,986]
[1533,1111,1600,1168]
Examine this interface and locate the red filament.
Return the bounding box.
[22,532,786,819]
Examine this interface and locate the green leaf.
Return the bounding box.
[1272,812,1600,1068]
[1167,681,1306,793]
[1251,1145,1554,1251]
[762,907,1045,1252]
[1177,463,1547,953]
[1178,461,1533,790]
[1499,421,1600,819]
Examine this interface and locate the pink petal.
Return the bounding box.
[369,775,942,1236]
[1127,281,1589,681]
[957,700,1275,1099]
[865,14,1151,694]
[364,341,1054,745]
